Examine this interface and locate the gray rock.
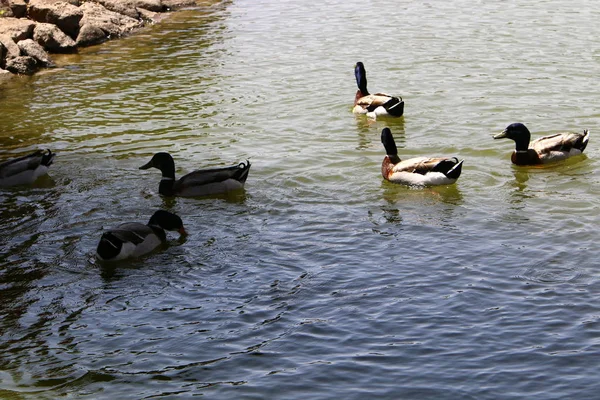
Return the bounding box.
[27,0,83,39]
[4,55,37,74]
[0,34,21,62]
[0,17,36,41]
[76,2,142,46]
[18,38,55,67]
[75,23,106,47]
[91,0,140,19]
[33,22,77,53]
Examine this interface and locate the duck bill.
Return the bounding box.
[493,130,508,139]
[139,161,153,170]
[179,227,188,236]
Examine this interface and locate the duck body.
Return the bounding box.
[381,128,463,186]
[139,152,251,197]
[96,210,186,261]
[353,62,404,119]
[494,123,589,166]
[0,149,55,187]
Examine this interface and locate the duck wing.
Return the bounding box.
[531,132,585,154]
[174,162,251,189]
[392,157,456,175]
[109,223,154,244]
[356,93,396,109]
[0,150,54,179]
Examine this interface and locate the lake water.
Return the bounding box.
[2,0,600,398]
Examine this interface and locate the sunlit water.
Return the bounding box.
[2,0,600,398]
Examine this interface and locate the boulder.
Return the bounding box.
[0,33,21,62]
[27,0,83,39]
[0,17,36,41]
[33,22,76,53]
[0,41,5,69]
[9,0,28,18]
[90,0,140,19]
[75,23,106,47]
[162,0,196,10]
[76,2,142,46]
[18,38,55,67]
[4,55,37,74]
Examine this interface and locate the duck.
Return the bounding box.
[139,152,251,197]
[0,149,55,187]
[381,128,464,186]
[96,210,187,261]
[353,62,404,119]
[493,122,590,166]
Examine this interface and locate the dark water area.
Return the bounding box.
[2,0,600,398]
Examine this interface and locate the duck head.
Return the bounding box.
[355,62,369,95]
[140,152,176,178]
[494,123,531,151]
[148,210,187,236]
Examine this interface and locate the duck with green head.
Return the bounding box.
[139,152,251,197]
[494,123,589,166]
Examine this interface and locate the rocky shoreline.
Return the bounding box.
[0,0,199,77]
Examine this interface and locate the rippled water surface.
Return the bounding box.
[2,0,600,398]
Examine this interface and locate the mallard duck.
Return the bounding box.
[0,149,55,187]
[139,152,251,197]
[353,62,404,119]
[493,122,590,166]
[96,210,187,261]
[381,128,463,186]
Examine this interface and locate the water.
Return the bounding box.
[2,0,600,398]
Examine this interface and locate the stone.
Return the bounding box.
[9,0,27,18]
[0,33,21,61]
[76,2,142,46]
[0,17,36,41]
[27,0,83,39]
[33,22,76,53]
[90,0,140,19]
[18,38,55,67]
[0,40,5,69]
[4,55,37,74]
[75,23,106,47]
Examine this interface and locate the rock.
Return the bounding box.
[18,38,55,67]
[90,0,140,19]
[133,0,164,12]
[137,7,159,22]
[0,40,5,69]
[0,33,21,61]
[76,2,142,47]
[27,0,83,39]
[33,22,76,53]
[75,23,106,47]
[162,0,196,10]
[9,0,27,18]
[0,17,36,41]
[4,55,37,74]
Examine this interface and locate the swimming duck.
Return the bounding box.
[381,128,464,186]
[353,62,404,119]
[139,152,251,197]
[0,149,55,187]
[96,210,187,261]
[493,123,590,166]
